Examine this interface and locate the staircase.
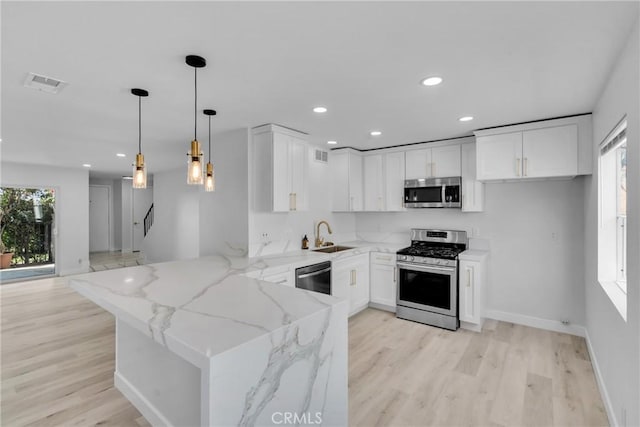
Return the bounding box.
[143,204,154,237]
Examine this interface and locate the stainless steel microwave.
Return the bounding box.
[404,177,461,208]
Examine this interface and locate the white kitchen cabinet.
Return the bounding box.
[369,252,397,312]
[459,251,488,332]
[332,254,370,316]
[384,152,405,212]
[252,124,309,212]
[330,149,363,212]
[522,125,577,178]
[461,142,484,212]
[363,155,384,211]
[363,152,405,212]
[262,270,295,288]
[405,144,461,179]
[475,124,578,181]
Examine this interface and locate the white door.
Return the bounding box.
[89,186,110,253]
[405,148,432,179]
[522,124,578,178]
[132,187,153,252]
[384,152,405,211]
[431,145,462,177]
[476,131,523,180]
[363,154,384,211]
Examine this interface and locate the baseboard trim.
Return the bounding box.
[59,266,90,276]
[484,309,586,337]
[114,371,173,427]
[584,331,616,427]
[368,302,396,313]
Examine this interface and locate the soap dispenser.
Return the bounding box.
[301,235,309,250]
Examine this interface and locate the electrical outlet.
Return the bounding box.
[260,232,270,244]
[561,319,570,325]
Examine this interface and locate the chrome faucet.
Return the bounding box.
[315,220,333,247]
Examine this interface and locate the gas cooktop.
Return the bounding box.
[396,243,464,260]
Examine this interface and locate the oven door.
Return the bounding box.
[397,262,457,316]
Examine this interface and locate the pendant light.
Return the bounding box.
[203,109,217,192]
[131,88,148,189]
[186,55,206,185]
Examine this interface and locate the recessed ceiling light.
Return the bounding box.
[327,140,338,145]
[82,164,91,168]
[116,153,126,157]
[313,106,328,113]
[459,116,474,122]
[421,76,443,86]
[370,131,382,136]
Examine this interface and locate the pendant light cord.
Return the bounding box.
[194,67,197,141]
[138,95,142,154]
[208,116,211,162]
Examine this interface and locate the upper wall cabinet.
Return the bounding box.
[474,115,592,182]
[405,145,461,179]
[331,149,363,212]
[461,141,484,212]
[363,152,405,212]
[252,124,309,212]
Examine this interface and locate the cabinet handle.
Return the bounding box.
[377,255,392,262]
[276,279,288,285]
[432,162,436,177]
[524,157,528,177]
[350,269,356,286]
[350,196,354,211]
[393,267,397,282]
[467,268,472,287]
[516,158,521,177]
[289,193,294,211]
[378,196,382,211]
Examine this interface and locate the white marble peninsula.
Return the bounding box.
[68,254,348,427]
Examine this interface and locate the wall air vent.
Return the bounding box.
[23,72,67,94]
[314,149,328,163]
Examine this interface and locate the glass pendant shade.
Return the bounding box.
[133,153,147,189]
[204,162,215,192]
[187,140,204,185]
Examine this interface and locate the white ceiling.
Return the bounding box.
[2,1,638,179]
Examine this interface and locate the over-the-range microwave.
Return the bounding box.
[404,176,461,208]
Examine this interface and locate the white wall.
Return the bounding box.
[89,178,116,251]
[585,19,639,427]
[144,129,251,262]
[199,129,250,257]
[113,179,122,250]
[248,142,357,256]
[1,162,90,275]
[141,168,200,263]
[354,179,586,328]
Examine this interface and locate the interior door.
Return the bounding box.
[89,186,110,252]
[132,187,153,252]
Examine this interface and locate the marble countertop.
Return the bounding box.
[68,241,404,368]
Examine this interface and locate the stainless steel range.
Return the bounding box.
[396,229,468,330]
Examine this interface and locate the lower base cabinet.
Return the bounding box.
[458,252,488,332]
[332,254,370,316]
[369,252,397,312]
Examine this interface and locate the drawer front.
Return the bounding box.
[371,252,396,266]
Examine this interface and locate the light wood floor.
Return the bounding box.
[2,278,608,427]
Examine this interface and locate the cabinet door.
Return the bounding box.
[289,137,308,211]
[384,152,405,211]
[272,134,291,211]
[349,153,364,211]
[370,263,397,308]
[476,132,523,180]
[405,149,432,179]
[349,256,370,315]
[330,151,349,212]
[461,143,484,212]
[522,124,577,178]
[331,264,351,301]
[459,260,479,324]
[363,154,384,211]
[431,145,461,177]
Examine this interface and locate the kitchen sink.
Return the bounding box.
[312,245,355,253]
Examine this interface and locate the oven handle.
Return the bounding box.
[397,262,456,273]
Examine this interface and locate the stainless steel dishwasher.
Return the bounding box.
[295,261,332,295]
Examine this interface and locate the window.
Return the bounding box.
[598,117,627,319]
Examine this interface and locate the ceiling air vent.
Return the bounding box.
[314,149,328,163]
[23,72,67,94]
